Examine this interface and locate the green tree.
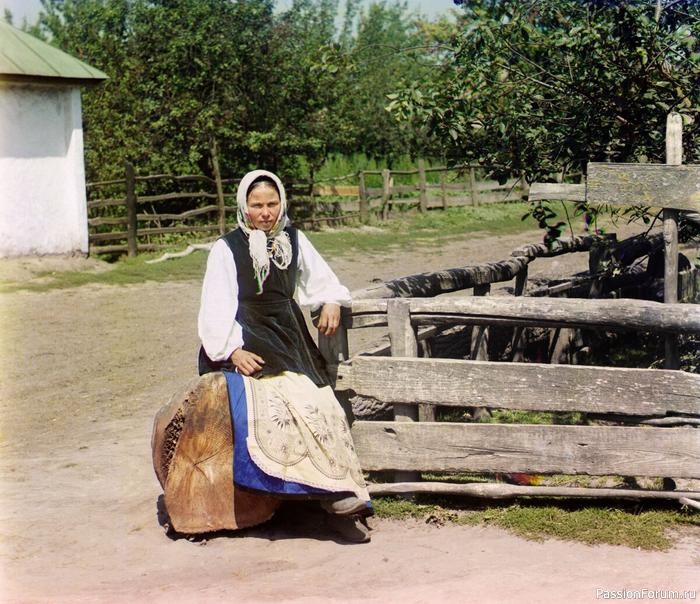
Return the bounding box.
[341,1,442,165]
[388,0,700,180]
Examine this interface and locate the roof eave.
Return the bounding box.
[0,73,108,87]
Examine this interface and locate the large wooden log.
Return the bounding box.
[350,421,700,478]
[336,357,700,417]
[152,372,280,534]
[350,257,530,300]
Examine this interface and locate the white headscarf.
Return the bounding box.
[236,170,293,293]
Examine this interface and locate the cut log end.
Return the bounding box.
[151,372,280,534]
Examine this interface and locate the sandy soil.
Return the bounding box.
[0,225,698,604]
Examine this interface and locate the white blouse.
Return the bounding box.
[198,230,351,362]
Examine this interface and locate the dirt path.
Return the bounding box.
[0,226,698,603]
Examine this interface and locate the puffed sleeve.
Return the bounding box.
[296,230,351,309]
[197,239,244,361]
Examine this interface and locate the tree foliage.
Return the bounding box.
[388,0,700,182]
[32,0,435,181]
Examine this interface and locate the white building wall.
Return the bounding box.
[0,83,89,257]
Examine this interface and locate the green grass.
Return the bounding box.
[306,202,535,257]
[372,497,698,551]
[2,202,537,293]
[0,249,209,293]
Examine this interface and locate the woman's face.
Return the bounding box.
[246,183,281,232]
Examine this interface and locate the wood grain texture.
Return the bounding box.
[387,299,419,424]
[586,163,700,211]
[152,373,279,534]
[528,183,586,202]
[347,297,700,333]
[336,356,700,416]
[351,421,700,478]
[368,482,700,501]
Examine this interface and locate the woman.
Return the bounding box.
[198,169,372,543]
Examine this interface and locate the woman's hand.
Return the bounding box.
[230,348,265,376]
[317,303,341,336]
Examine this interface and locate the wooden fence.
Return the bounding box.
[317,239,700,501]
[87,162,238,256]
[86,160,531,256]
[316,114,700,502]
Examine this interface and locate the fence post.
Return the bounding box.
[440,170,448,210]
[125,160,138,258]
[381,168,391,220]
[470,283,492,421]
[418,159,428,212]
[210,140,226,236]
[510,267,529,361]
[469,167,478,206]
[358,171,369,224]
[664,112,682,369]
[387,299,420,484]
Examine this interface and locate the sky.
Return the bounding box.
[1,0,459,27]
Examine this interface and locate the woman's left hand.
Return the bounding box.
[317,303,341,336]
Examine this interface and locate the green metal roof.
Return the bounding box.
[0,20,107,85]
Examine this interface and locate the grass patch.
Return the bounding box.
[305,202,536,257]
[372,497,697,551]
[436,408,585,425]
[0,249,208,293]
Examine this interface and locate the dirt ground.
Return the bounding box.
[0,225,698,604]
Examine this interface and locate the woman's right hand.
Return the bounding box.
[230,348,265,376]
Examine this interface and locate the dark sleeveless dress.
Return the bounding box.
[198,226,331,387]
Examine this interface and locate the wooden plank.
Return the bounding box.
[89,205,221,226]
[586,163,700,212]
[368,482,700,501]
[381,169,391,220]
[358,172,369,224]
[406,297,700,333]
[125,161,137,258]
[351,422,700,478]
[348,297,700,334]
[469,168,477,206]
[664,113,683,369]
[137,191,219,203]
[89,224,221,242]
[336,357,700,416]
[387,299,420,484]
[387,300,418,425]
[418,159,427,212]
[440,172,447,209]
[529,183,586,202]
[136,173,216,184]
[87,197,127,209]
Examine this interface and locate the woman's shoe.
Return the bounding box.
[320,496,368,516]
[326,515,371,543]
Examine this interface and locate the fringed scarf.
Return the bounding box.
[236,170,293,294]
